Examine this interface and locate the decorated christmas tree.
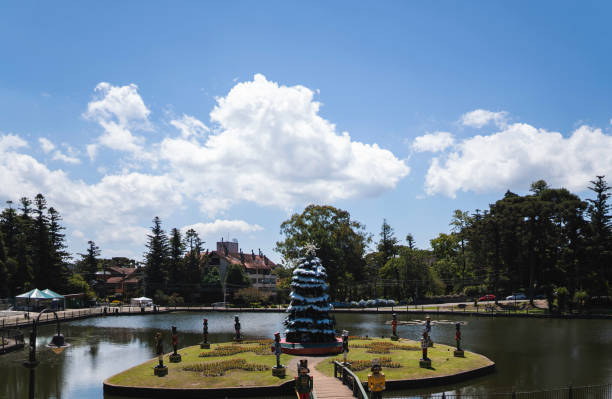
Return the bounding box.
[284,244,336,343]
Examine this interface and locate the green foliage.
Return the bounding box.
[233,286,271,306]
[153,289,169,305]
[554,286,569,312]
[167,292,184,306]
[66,274,95,300]
[345,357,401,371]
[183,358,270,376]
[0,195,70,295]
[225,263,251,288]
[144,217,169,296]
[275,204,371,299]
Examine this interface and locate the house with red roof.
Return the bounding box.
[204,239,278,291]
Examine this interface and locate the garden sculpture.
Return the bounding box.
[424,316,433,347]
[391,313,398,339]
[271,332,286,377]
[234,315,241,340]
[421,331,429,361]
[153,332,168,376]
[342,330,349,364]
[367,359,386,399]
[455,323,461,351]
[169,326,182,362]
[454,323,464,357]
[295,359,313,399]
[274,332,282,368]
[203,319,208,344]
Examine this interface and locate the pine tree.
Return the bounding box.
[48,207,70,291]
[144,216,169,296]
[377,219,398,266]
[168,228,185,292]
[80,240,101,278]
[32,194,50,288]
[284,245,335,343]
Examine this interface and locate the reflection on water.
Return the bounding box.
[0,312,610,399]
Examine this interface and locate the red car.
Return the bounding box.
[478,294,496,301]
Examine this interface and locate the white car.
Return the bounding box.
[506,293,527,300]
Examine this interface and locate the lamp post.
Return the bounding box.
[22,308,70,399]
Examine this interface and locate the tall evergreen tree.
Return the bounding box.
[586,176,612,294]
[168,227,185,292]
[79,241,101,278]
[32,194,50,289]
[48,207,70,290]
[377,219,398,266]
[144,216,169,296]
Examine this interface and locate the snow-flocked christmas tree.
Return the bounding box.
[284,244,336,343]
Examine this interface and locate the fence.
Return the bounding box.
[387,383,612,399]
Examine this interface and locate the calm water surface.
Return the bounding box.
[0,312,610,398]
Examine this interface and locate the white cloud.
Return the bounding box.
[39,137,55,153]
[461,109,508,128]
[84,82,151,156]
[0,134,28,152]
[412,131,455,152]
[182,220,263,238]
[424,123,612,197]
[52,150,81,164]
[170,114,208,139]
[0,76,410,258]
[160,74,409,213]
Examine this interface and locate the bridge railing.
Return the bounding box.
[333,360,369,399]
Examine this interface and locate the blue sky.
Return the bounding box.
[2,1,612,262]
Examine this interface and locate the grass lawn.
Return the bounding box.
[106,341,293,389]
[316,338,493,382]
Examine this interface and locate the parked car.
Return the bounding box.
[478,294,496,301]
[505,293,527,300]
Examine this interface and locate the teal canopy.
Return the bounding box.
[16,288,53,299]
[42,289,64,299]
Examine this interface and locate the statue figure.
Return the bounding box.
[169,326,182,362]
[295,359,313,399]
[203,319,208,344]
[342,330,349,365]
[155,332,164,367]
[234,315,241,340]
[391,313,398,337]
[421,331,429,361]
[424,316,433,347]
[455,323,461,351]
[367,359,386,399]
[171,326,178,355]
[274,332,282,368]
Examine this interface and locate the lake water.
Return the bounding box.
[0,311,610,398]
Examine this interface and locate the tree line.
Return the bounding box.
[0,194,71,297]
[275,177,611,310]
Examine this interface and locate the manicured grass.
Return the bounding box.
[315,338,493,381]
[106,342,293,389]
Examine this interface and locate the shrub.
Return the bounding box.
[199,343,272,357]
[344,357,401,371]
[167,293,184,306]
[183,358,270,376]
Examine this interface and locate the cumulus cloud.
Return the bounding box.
[160,74,409,213]
[0,75,409,257]
[412,131,455,152]
[461,109,508,128]
[39,137,55,153]
[84,82,151,155]
[424,123,612,197]
[170,114,208,139]
[182,220,263,238]
[0,134,27,152]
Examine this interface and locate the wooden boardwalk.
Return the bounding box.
[288,356,355,399]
